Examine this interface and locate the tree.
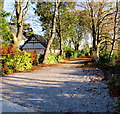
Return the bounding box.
[56,2,75,55]
[109,1,119,57]
[0,1,13,44]
[71,9,90,51]
[35,2,76,56]
[12,0,30,48]
[35,2,54,41]
[78,1,117,58]
[42,0,59,63]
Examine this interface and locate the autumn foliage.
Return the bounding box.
[1,44,37,74]
[2,43,17,55]
[116,57,120,64]
[27,51,37,66]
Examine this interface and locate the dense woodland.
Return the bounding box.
[0,0,120,86]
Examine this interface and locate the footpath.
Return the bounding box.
[1,98,36,112]
[1,57,118,112]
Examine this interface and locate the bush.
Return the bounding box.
[47,53,63,64]
[28,51,37,66]
[63,45,86,59]
[55,55,63,62]
[2,43,17,55]
[116,57,120,65]
[47,53,57,64]
[77,50,86,57]
[98,51,120,66]
[99,51,111,65]
[2,45,33,74]
[65,50,86,59]
[2,41,10,47]
[112,51,120,58]
[38,53,63,64]
[38,54,44,63]
[65,50,74,59]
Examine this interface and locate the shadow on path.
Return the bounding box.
[1,58,117,112]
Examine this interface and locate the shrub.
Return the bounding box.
[47,53,63,64]
[47,53,57,64]
[112,51,120,58]
[98,51,120,66]
[55,55,63,62]
[71,51,78,59]
[2,43,17,55]
[99,51,111,65]
[77,50,86,57]
[2,41,10,47]
[65,50,74,59]
[38,54,44,63]
[38,53,63,64]
[116,57,120,65]
[2,45,32,74]
[28,51,37,66]
[64,50,86,59]
[63,45,86,59]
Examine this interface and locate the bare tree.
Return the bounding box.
[78,1,117,58]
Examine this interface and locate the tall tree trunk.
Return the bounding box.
[59,19,63,56]
[60,32,63,55]
[58,5,63,56]
[89,3,97,57]
[43,0,59,64]
[109,1,118,58]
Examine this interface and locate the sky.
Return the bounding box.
[3,0,83,35]
[3,0,89,35]
[4,0,118,35]
[4,0,43,35]
[3,0,94,48]
[4,0,119,49]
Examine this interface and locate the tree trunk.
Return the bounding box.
[89,4,97,57]
[43,0,59,64]
[60,34,63,55]
[13,0,30,48]
[59,21,63,56]
[75,43,79,51]
[14,22,23,48]
[58,6,63,56]
[109,1,118,58]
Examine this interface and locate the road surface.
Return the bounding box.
[1,58,118,112]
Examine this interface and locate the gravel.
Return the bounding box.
[2,59,118,112]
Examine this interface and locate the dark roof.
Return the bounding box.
[23,33,48,48]
[33,34,47,48]
[20,35,46,49]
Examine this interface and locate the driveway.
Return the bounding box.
[1,58,118,112]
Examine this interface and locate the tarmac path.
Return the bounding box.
[1,57,118,112]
